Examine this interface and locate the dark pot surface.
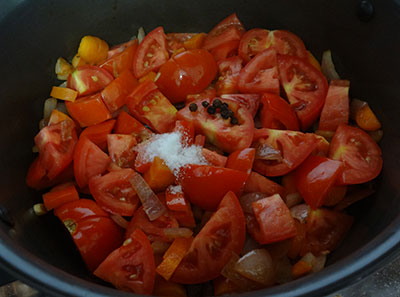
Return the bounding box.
[0,0,399,296]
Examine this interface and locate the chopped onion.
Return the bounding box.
[350,98,368,121]
[129,172,166,221]
[234,249,275,286]
[368,129,383,143]
[239,192,268,214]
[255,143,282,162]
[164,227,193,239]
[312,253,328,273]
[290,204,310,223]
[138,27,146,44]
[285,192,303,208]
[43,98,58,119]
[110,214,129,229]
[274,256,293,284]
[58,81,67,88]
[321,50,340,81]
[38,118,47,130]
[334,186,375,211]
[33,203,47,216]
[151,241,171,254]
[55,101,69,115]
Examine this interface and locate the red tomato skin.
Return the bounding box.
[156,49,217,103]
[172,191,246,284]
[243,171,286,198]
[73,137,110,188]
[252,194,296,244]
[54,199,109,222]
[259,93,299,131]
[252,129,317,177]
[94,228,156,295]
[215,56,243,95]
[89,169,139,216]
[226,148,255,177]
[203,13,245,51]
[220,94,260,117]
[79,119,116,151]
[278,54,328,130]
[113,110,152,140]
[177,97,254,153]
[133,26,169,78]
[186,87,216,103]
[210,39,240,62]
[328,125,382,185]
[238,28,270,63]
[100,40,138,78]
[68,66,114,97]
[294,155,343,209]
[202,148,228,167]
[268,30,307,59]
[72,216,124,271]
[238,48,280,95]
[319,80,350,131]
[179,165,248,210]
[107,134,138,169]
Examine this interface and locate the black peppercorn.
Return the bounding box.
[222,102,229,109]
[230,116,238,125]
[221,110,230,119]
[202,101,209,108]
[212,99,222,108]
[207,106,216,114]
[189,103,198,112]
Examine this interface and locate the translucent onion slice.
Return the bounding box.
[234,249,275,286]
[151,241,171,254]
[129,172,166,221]
[321,50,340,81]
[164,227,193,239]
[285,192,303,208]
[110,214,129,229]
[290,204,310,223]
[239,192,268,214]
[138,27,145,44]
[312,253,328,273]
[43,98,57,119]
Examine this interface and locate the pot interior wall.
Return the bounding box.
[0,0,399,294]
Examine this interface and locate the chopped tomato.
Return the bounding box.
[163,190,196,228]
[100,40,138,78]
[94,228,156,295]
[259,93,299,130]
[133,26,169,78]
[294,155,343,209]
[89,169,139,216]
[101,70,139,113]
[172,191,246,284]
[34,120,77,180]
[301,208,353,256]
[67,65,114,97]
[201,148,227,167]
[238,28,270,63]
[278,54,328,130]
[203,13,245,51]
[66,93,112,127]
[215,56,243,95]
[73,137,110,188]
[42,182,79,210]
[252,194,296,244]
[226,148,255,177]
[243,171,286,198]
[126,80,177,133]
[177,97,254,153]
[143,156,175,193]
[107,134,137,169]
[79,119,116,151]
[186,87,216,103]
[252,128,317,176]
[184,33,207,50]
[173,120,195,146]
[166,33,195,55]
[238,48,280,94]
[113,110,152,141]
[220,94,260,117]
[319,80,350,131]
[178,165,248,210]
[126,206,179,243]
[328,125,382,184]
[267,30,307,59]
[210,40,240,62]
[156,49,217,103]
[54,199,108,222]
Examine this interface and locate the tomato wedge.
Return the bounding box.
[100,40,137,78]
[113,110,152,141]
[172,191,245,284]
[107,134,137,169]
[68,65,114,97]
[278,54,328,130]
[177,97,254,153]
[133,26,169,78]
[89,169,139,216]
[220,94,260,117]
[178,165,248,210]
[238,48,280,94]
[215,56,243,96]
[79,119,116,151]
[238,28,270,63]
[252,128,317,176]
[328,124,382,185]
[243,171,285,198]
[94,228,156,295]
[259,93,299,130]
[267,30,307,59]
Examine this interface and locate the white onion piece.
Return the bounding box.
[290,204,310,223]
[285,192,303,208]
[55,102,69,115]
[110,214,129,229]
[321,50,340,81]
[138,27,145,44]
[43,98,57,119]
[234,249,275,286]
[164,227,193,239]
[129,172,166,221]
[221,253,260,290]
[58,81,67,88]
[312,253,328,273]
[239,192,268,214]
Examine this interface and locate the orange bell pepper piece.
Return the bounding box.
[355,104,382,131]
[143,157,175,192]
[71,54,89,68]
[50,86,78,102]
[184,33,207,50]
[42,182,79,210]
[78,35,109,65]
[292,259,313,279]
[139,71,158,83]
[79,119,116,151]
[48,109,75,126]
[156,237,192,280]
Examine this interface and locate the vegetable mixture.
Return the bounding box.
[27,13,383,296]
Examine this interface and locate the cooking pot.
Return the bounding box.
[0,0,399,296]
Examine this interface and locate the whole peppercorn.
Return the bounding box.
[230,116,239,125]
[202,101,209,108]
[189,103,198,112]
[207,106,217,114]
[212,99,222,108]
